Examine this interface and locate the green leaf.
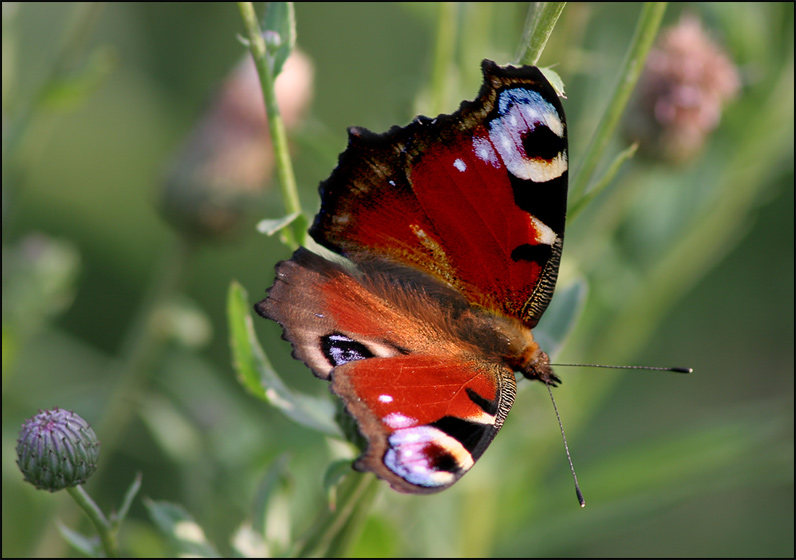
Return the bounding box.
[144,499,220,558]
[261,2,296,76]
[39,46,116,111]
[323,458,356,510]
[294,472,380,558]
[231,523,268,558]
[256,211,301,236]
[258,456,294,556]
[227,280,342,437]
[229,456,293,557]
[56,521,101,557]
[280,213,309,247]
[539,66,566,98]
[114,472,142,526]
[534,276,587,359]
[251,454,290,536]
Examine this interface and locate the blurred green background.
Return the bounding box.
[3,2,792,557]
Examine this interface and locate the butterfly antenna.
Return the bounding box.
[543,362,690,507]
[546,382,585,507]
[551,363,693,374]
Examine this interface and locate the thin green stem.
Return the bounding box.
[569,2,667,207]
[237,2,303,247]
[517,2,567,66]
[324,474,381,557]
[293,473,380,557]
[238,5,381,556]
[66,485,119,558]
[567,142,638,222]
[429,2,458,115]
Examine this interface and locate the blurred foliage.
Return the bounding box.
[2,2,792,558]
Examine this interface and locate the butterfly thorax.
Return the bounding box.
[468,311,561,387]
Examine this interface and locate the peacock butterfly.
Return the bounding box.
[256,60,567,494]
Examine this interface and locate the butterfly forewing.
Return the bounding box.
[311,61,567,327]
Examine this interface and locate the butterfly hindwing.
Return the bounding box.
[333,354,516,494]
[256,248,517,494]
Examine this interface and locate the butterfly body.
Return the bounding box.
[257,60,567,494]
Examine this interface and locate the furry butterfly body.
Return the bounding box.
[257,60,567,494]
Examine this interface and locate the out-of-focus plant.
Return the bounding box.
[4,2,791,558]
[625,13,741,163]
[3,2,313,556]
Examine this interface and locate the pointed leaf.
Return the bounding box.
[252,454,290,535]
[56,521,100,557]
[256,212,301,236]
[569,142,638,221]
[114,472,142,526]
[227,280,342,437]
[231,523,269,558]
[144,499,220,558]
[539,66,566,98]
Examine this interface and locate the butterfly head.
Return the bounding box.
[520,349,561,387]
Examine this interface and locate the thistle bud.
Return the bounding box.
[626,14,740,163]
[161,51,313,239]
[16,408,100,492]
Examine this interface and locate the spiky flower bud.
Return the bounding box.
[16,408,100,492]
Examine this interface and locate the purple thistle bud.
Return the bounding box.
[16,408,100,492]
[626,14,740,163]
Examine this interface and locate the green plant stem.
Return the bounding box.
[517,2,567,66]
[324,474,381,556]
[569,2,667,207]
[66,485,119,558]
[429,2,458,116]
[293,473,380,557]
[237,2,303,247]
[568,142,638,222]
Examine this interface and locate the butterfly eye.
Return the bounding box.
[321,333,374,366]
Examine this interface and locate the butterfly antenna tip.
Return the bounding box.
[546,383,585,508]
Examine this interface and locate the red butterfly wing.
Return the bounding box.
[333,355,515,494]
[311,60,567,327]
[257,248,518,494]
